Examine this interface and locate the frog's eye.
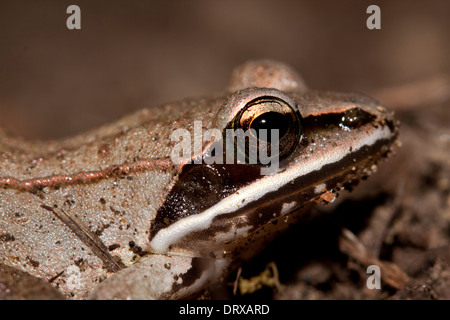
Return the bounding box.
[230,96,302,161]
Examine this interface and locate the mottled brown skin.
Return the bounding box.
[0,94,228,298]
[0,60,398,299]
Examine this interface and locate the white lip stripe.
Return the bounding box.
[150,126,392,253]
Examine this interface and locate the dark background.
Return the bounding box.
[1,1,449,300]
[0,0,448,139]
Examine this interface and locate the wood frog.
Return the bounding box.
[0,60,399,299]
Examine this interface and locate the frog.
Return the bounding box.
[0,60,399,299]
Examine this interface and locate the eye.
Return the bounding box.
[229,96,302,161]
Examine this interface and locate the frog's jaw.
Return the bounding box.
[148,109,397,257]
[148,87,399,257]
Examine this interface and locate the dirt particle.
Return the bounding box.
[128,241,146,256]
[108,244,120,251]
[74,258,89,271]
[109,206,121,215]
[27,257,40,268]
[64,199,75,207]
[48,270,64,284]
[0,233,15,242]
[318,191,336,204]
[94,223,111,236]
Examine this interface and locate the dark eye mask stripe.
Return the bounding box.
[301,107,376,133]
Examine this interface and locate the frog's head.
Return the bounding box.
[149,60,399,260]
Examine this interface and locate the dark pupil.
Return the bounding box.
[250,112,290,142]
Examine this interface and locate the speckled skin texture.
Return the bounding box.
[0,60,398,299]
[0,95,227,298]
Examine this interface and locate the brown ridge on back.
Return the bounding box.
[0,159,179,192]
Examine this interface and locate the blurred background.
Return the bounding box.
[0,0,448,139]
[1,0,449,300]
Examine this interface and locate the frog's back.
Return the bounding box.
[0,93,226,299]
